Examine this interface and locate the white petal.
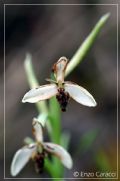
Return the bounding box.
[53,57,68,83]
[43,142,73,169]
[22,84,57,103]
[10,144,36,176]
[32,118,43,142]
[64,82,97,107]
[35,113,48,127]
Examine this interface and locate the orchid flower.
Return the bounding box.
[22,57,97,111]
[10,118,73,176]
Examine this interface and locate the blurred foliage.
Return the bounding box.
[94,150,111,171]
[76,129,99,155]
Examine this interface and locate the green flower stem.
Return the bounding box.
[24,54,48,114]
[44,159,55,178]
[49,97,61,144]
[65,13,110,77]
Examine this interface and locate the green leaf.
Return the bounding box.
[44,158,54,177]
[65,13,110,76]
[24,54,48,114]
[45,157,64,178]
[76,129,98,155]
[49,96,61,144]
[61,131,71,150]
[94,150,111,171]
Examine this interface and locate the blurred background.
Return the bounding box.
[0,0,119,180]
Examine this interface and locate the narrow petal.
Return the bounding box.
[46,78,57,84]
[35,113,48,127]
[10,144,36,176]
[32,118,43,143]
[65,82,97,107]
[53,57,68,83]
[22,84,57,103]
[43,142,73,169]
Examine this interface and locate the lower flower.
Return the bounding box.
[10,118,73,176]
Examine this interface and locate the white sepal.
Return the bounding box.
[35,113,48,127]
[65,82,97,107]
[10,144,36,176]
[32,119,43,143]
[43,142,73,169]
[53,57,68,84]
[22,84,57,103]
